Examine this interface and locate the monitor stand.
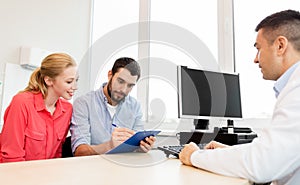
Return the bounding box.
[179,119,257,146]
[219,119,253,133]
[194,119,209,130]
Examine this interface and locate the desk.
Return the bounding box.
[0,150,251,185]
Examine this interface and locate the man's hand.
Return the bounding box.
[179,142,199,166]
[110,127,135,148]
[204,141,229,149]
[139,136,156,152]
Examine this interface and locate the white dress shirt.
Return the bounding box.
[190,62,300,185]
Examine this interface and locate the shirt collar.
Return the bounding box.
[99,83,109,103]
[34,92,65,113]
[35,92,46,111]
[273,61,300,98]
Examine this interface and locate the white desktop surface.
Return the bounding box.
[0,150,251,185]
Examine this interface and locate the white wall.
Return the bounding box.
[0,0,92,125]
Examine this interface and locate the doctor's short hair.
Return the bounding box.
[255,9,300,51]
[111,57,141,81]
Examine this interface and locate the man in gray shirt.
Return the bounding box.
[70,57,155,156]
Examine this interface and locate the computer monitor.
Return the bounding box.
[178,66,242,129]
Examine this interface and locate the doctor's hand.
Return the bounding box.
[204,140,229,149]
[179,142,200,166]
[110,127,135,148]
[139,136,156,152]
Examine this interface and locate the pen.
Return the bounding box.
[112,123,118,128]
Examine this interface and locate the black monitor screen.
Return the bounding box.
[178,66,242,119]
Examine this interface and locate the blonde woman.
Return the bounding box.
[0,53,78,162]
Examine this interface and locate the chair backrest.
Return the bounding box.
[62,136,73,158]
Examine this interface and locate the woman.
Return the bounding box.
[0,53,78,162]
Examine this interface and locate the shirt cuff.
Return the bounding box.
[190,149,204,166]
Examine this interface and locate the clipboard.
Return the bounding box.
[105,130,161,154]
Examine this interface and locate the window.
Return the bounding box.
[233,0,300,118]
[90,1,234,130]
[91,0,139,96]
[148,0,219,122]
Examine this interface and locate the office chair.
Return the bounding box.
[62,136,73,158]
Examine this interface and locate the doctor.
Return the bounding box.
[179,9,300,185]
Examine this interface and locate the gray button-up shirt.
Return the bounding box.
[70,83,143,153]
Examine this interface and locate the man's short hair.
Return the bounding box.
[255,9,300,51]
[112,57,141,80]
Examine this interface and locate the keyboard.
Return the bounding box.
[158,143,207,158]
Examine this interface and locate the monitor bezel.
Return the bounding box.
[177,65,243,121]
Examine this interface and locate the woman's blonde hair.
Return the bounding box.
[21,53,76,98]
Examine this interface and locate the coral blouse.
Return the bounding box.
[0,92,72,163]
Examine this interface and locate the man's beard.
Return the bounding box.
[108,80,126,104]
